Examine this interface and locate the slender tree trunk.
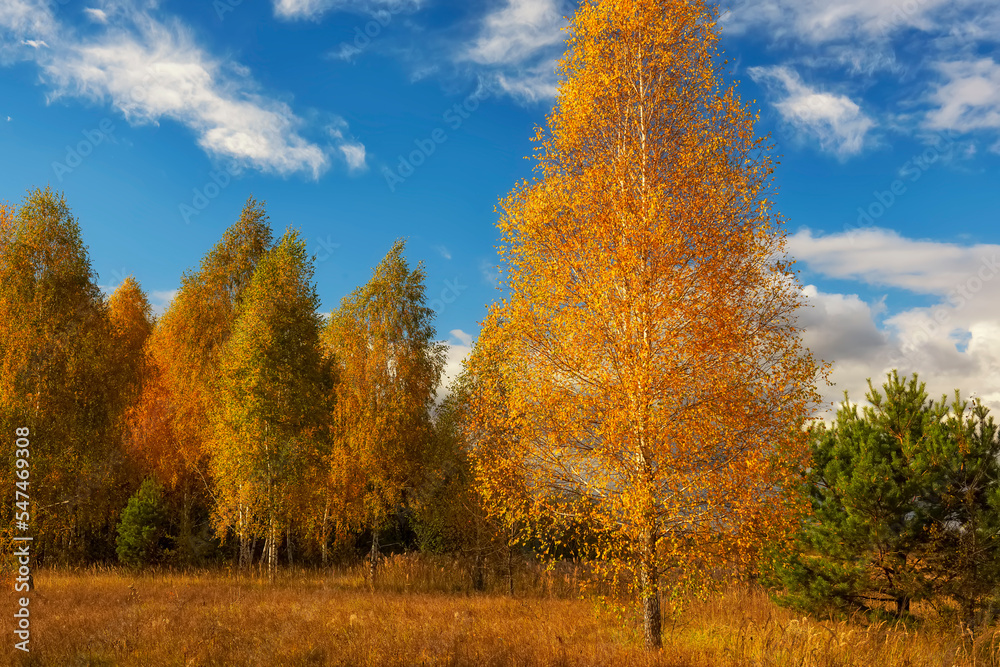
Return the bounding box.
[472,550,485,592]
[286,523,293,568]
[267,512,277,581]
[320,503,329,567]
[507,542,514,596]
[369,530,380,587]
[895,595,910,617]
[640,529,662,649]
[181,488,197,563]
[238,507,251,570]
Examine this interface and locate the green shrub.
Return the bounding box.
[116,479,169,566]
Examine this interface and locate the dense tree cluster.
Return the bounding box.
[0,189,453,575]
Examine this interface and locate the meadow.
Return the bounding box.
[4,555,999,666]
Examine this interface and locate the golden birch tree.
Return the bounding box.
[322,240,445,579]
[472,0,823,648]
[143,197,272,565]
[209,229,332,577]
[0,188,119,562]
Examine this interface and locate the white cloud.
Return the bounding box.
[21,39,47,49]
[926,58,1000,132]
[273,0,419,21]
[434,245,451,260]
[83,7,109,24]
[493,62,560,102]
[0,0,55,43]
[458,0,570,103]
[436,329,474,402]
[749,66,875,158]
[465,0,567,66]
[21,9,334,178]
[339,142,367,172]
[326,118,367,173]
[791,228,1000,417]
[788,227,1000,296]
[802,285,1000,417]
[479,258,501,287]
[451,329,473,347]
[150,289,178,316]
[724,0,957,44]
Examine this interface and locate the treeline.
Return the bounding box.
[4,186,1000,631]
[0,188,501,576]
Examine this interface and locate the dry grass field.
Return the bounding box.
[3,555,1000,666]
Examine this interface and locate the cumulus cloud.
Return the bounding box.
[749,66,875,158]
[1,2,352,178]
[792,228,1000,416]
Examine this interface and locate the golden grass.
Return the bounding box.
[3,556,998,666]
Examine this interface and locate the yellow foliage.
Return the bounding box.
[467,0,826,647]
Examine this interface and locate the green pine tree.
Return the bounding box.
[780,370,1000,621]
[116,479,169,567]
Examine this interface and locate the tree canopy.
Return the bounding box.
[467,0,823,648]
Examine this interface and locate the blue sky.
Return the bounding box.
[0,0,998,413]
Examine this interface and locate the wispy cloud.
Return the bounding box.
[339,143,367,173]
[723,0,957,44]
[433,245,451,260]
[479,258,501,288]
[273,0,420,21]
[0,0,55,46]
[1,2,354,179]
[749,66,875,158]
[83,7,109,24]
[457,0,570,102]
[926,58,1000,133]
[327,119,367,173]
